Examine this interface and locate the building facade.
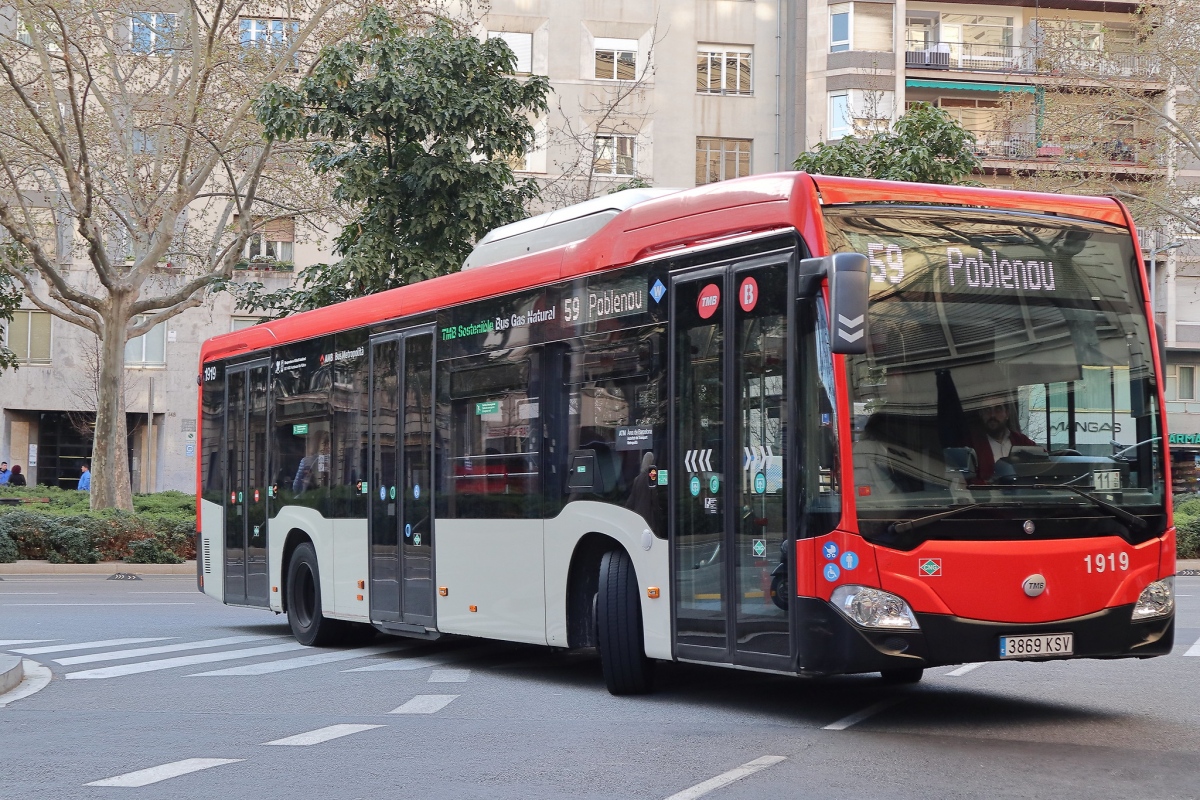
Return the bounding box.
[4,0,1199,493]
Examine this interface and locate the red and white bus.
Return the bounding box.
[197,173,1176,694]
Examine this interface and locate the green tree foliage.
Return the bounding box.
[240,10,550,314]
[0,243,24,373]
[793,103,981,185]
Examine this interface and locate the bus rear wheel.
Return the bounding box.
[286,542,344,646]
[597,549,654,695]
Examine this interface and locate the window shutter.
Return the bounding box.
[29,311,51,363]
[262,217,295,242]
[489,31,532,74]
[855,3,894,52]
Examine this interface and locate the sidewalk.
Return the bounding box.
[0,560,195,575]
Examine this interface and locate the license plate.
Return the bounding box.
[999,633,1073,659]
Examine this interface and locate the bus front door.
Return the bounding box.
[224,360,270,607]
[368,328,436,630]
[671,258,793,671]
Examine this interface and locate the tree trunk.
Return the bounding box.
[91,308,134,511]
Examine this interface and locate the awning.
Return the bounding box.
[905,79,1037,93]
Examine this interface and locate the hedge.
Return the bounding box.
[1174,497,1200,559]
[0,489,194,564]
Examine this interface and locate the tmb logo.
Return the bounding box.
[697,283,721,319]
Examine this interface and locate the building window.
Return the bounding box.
[696,137,752,185]
[830,3,893,53]
[594,37,637,80]
[125,316,166,366]
[1181,366,1196,401]
[245,217,295,264]
[487,31,533,74]
[593,135,635,176]
[829,93,851,139]
[231,317,260,332]
[6,310,51,365]
[696,48,752,95]
[239,18,298,49]
[830,5,851,52]
[131,12,176,55]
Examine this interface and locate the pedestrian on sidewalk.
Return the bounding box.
[0,461,9,485]
[78,463,91,492]
[8,465,26,486]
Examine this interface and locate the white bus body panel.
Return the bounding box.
[544,502,672,660]
[199,499,225,602]
[331,518,369,620]
[435,519,546,644]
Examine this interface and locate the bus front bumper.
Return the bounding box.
[794,597,1174,677]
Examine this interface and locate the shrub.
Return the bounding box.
[44,520,102,564]
[126,537,185,564]
[0,528,16,563]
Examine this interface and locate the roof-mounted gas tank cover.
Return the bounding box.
[461,187,682,270]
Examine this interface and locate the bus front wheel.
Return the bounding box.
[597,549,655,695]
[286,542,344,646]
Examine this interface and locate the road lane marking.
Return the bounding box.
[55,635,279,665]
[662,755,787,800]
[1,602,196,606]
[15,637,173,655]
[389,694,459,714]
[0,660,52,708]
[0,593,58,595]
[344,645,491,672]
[188,645,408,676]
[85,759,243,787]
[823,697,907,731]
[65,642,306,679]
[428,669,470,683]
[1185,636,1200,657]
[945,662,986,676]
[263,724,385,746]
[0,640,56,647]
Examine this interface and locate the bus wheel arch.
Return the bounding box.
[566,532,621,650]
[279,528,313,615]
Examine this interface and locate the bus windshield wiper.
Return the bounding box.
[1032,484,1147,532]
[888,503,984,535]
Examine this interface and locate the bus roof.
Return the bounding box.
[200,172,1130,366]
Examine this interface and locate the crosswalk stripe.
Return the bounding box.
[188,645,409,676]
[262,724,385,746]
[55,635,279,665]
[65,642,307,679]
[389,694,459,714]
[428,669,470,683]
[0,640,56,647]
[945,662,985,676]
[85,758,243,787]
[15,637,173,655]
[344,645,491,673]
[1185,636,1200,657]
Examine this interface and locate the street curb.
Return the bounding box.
[0,560,195,575]
[0,655,23,695]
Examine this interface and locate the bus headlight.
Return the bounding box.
[1132,578,1174,620]
[831,585,920,630]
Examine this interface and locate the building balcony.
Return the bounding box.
[906,41,1157,80]
[970,130,1161,170]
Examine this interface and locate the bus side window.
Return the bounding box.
[554,326,667,536]
[441,349,542,519]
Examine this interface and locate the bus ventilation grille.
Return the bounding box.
[202,538,212,574]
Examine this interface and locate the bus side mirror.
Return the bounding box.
[829,252,869,355]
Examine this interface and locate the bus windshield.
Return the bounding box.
[823,206,1167,549]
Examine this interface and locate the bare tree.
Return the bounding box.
[1010,2,1200,236]
[538,26,662,208]
[0,0,401,508]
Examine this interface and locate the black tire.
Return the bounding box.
[597,549,654,695]
[286,542,344,646]
[880,667,924,684]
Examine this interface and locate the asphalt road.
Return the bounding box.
[1,573,1197,800]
